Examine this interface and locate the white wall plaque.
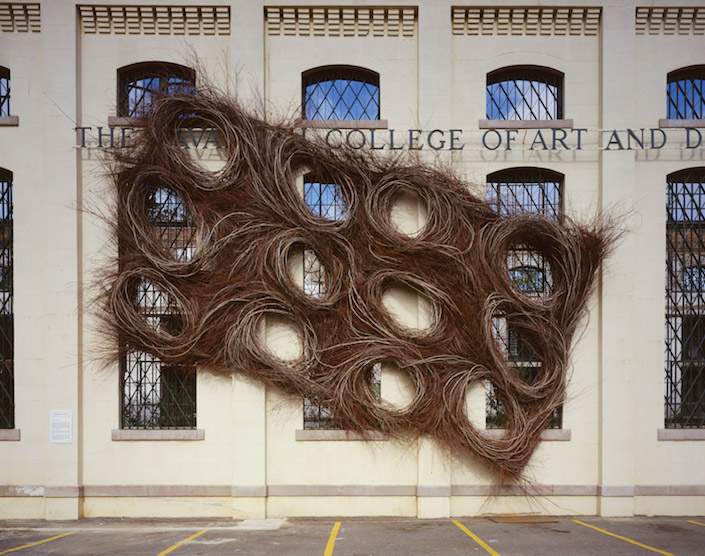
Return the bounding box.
[49,410,72,443]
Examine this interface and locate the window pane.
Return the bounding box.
[487,67,562,120]
[666,169,705,428]
[485,169,562,429]
[120,184,195,429]
[118,63,195,118]
[147,187,195,262]
[303,66,380,120]
[0,169,13,429]
[667,67,705,120]
[0,67,9,118]
[301,175,346,299]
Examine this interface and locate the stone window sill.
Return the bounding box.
[483,428,571,441]
[658,428,705,441]
[111,429,204,441]
[658,119,705,128]
[0,429,20,441]
[295,119,389,129]
[479,119,574,129]
[0,116,19,126]
[295,429,389,441]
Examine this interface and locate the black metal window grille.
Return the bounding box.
[486,168,563,429]
[0,67,9,117]
[667,66,705,120]
[0,169,12,429]
[118,62,195,118]
[303,174,348,222]
[666,168,705,428]
[486,320,562,429]
[303,65,380,121]
[302,174,346,298]
[301,173,354,427]
[147,187,195,262]
[121,188,195,429]
[486,66,563,120]
[487,168,562,222]
[304,363,381,430]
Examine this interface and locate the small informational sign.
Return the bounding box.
[49,410,72,443]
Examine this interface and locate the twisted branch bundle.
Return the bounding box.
[102,87,616,478]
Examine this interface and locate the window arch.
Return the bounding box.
[302,65,380,121]
[0,67,9,117]
[0,168,13,430]
[666,168,705,428]
[117,62,195,118]
[486,167,563,429]
[667,66,705,120]
[486,66,564,121]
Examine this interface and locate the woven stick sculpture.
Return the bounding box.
[102,86,616,479]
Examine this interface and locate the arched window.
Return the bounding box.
[667,66,705,120]
[0,67,9,117]
[486,66,564,120]
[0,168,13,430]
[666,168,705,428]
[117,62,195,118]
[120,185,196,429]
[486,168,563,429]
[302,65,380,121]
[487,167,563,221]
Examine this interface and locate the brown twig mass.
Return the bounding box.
[101,87,617,479]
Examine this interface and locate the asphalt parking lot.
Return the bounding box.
[0,516,703,555]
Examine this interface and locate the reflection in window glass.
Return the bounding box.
[0,67,9,117]
[509,265,545,294]
[303,175,347,222]
[118,63,195,118]
[303,66,380,121]
[667,66,705,120]
[487,168,562,222]
[486,66,563,120]
[146,188,195,262]
[666,168,705,428]
[683,266,705,291]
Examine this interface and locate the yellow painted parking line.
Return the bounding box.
[687,520,705,527]
[324,521,341,556]
[156,529,208,556]
[453,520,502,556]
[0,531,77,555]
[573,520,674,556]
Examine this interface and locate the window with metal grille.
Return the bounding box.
[117,62,195,118]
[302,65,380,121]
[0,67,9,117]
[302,174,347,299]
[486,66,564,121]
[667,66,705,120]
[666,168,705,428]
[0,169,12,429]
[485,168,563,429]
[120,188,195,429]
[302,173,366,428]
[304,364,381,430]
